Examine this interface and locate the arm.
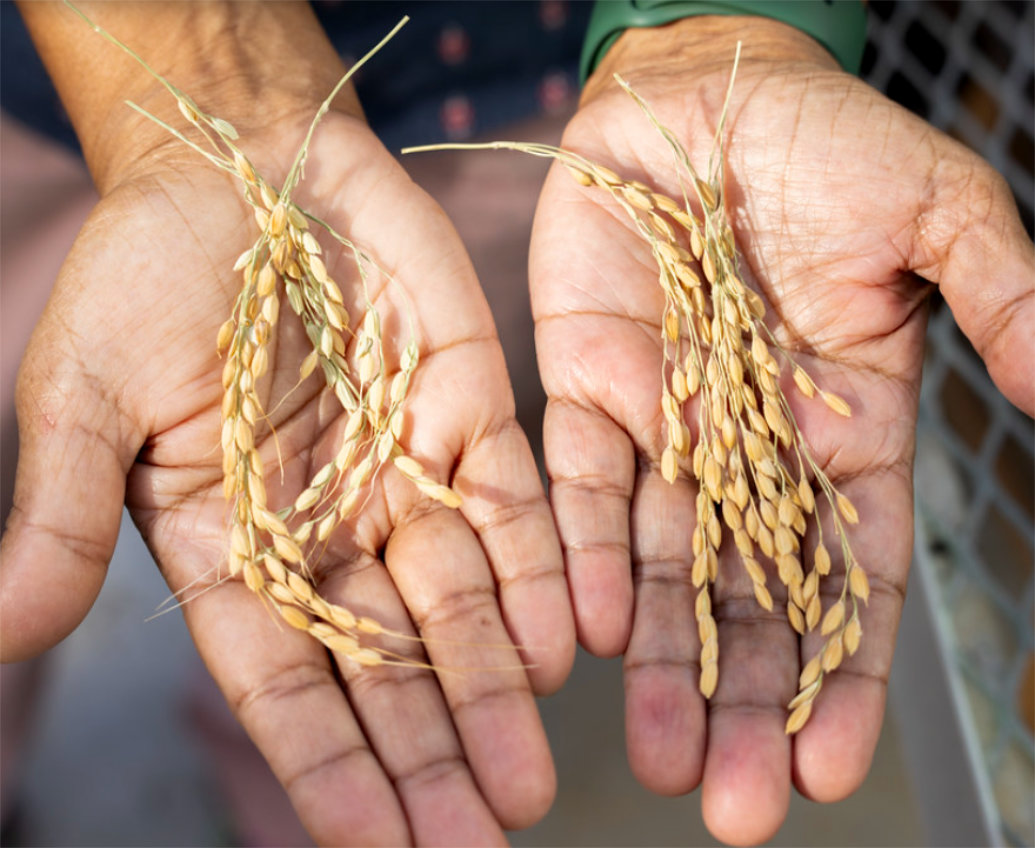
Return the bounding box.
[532,11,1033,845]
[3,3,574,844]
[18,1,359,193]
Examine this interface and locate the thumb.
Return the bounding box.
[909,147,1035,415]
[1,337,140,662]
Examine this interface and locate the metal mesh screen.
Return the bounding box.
[864,0,1034,233]
[864,2,1034,845]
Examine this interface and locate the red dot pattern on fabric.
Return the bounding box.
[437,24,470,66]
[537,70,573,114]
[440,94,475,139]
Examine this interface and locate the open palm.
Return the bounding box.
[1,112,574,845]
[531,26,1032,846]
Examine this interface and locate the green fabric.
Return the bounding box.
[579,0,868,82]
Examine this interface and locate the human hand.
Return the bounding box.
[1,4,573,844]
[530,14,1033,845]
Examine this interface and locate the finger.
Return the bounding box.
[313,130,496,360]
[180,574,410,847]
[316,129,574,695]
[349,282,572,693]
[382,503,556,832]
[543,398,636,657]
[622,468,705,795]
[317,548,508,847]
[0,339,142,661]
[792,468,910,802]
[701,540,798,845]
[908,145,1035,414]
[452,416,575,695]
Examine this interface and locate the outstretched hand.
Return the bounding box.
[530,15,1033,845]
[0,8,574,844]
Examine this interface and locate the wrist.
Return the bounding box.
[583,14,841,106]
[19,2,359,193]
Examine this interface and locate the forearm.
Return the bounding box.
[583,14,839,105]
[18,1,357,193]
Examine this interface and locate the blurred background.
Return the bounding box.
[1,1,1032,845]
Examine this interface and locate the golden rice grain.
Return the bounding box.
[661,446,679,484]
[848,565,870,603]
[837,492,860,524]
[753,581,774,612]
[699,659,719,698]
[785,701,813,734]
[843,616,863,655]
[792,367,816,398]
[787,602,806,635]
[814,542,832,575]
[821,390,852,417]
[351,648,384,667]
[278,604,311,631]
[821,634,844,672]
[799,656,822,689]
[820,600,845,636]
[324,633,361,655]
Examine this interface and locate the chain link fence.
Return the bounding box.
[864,2,1034,845]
